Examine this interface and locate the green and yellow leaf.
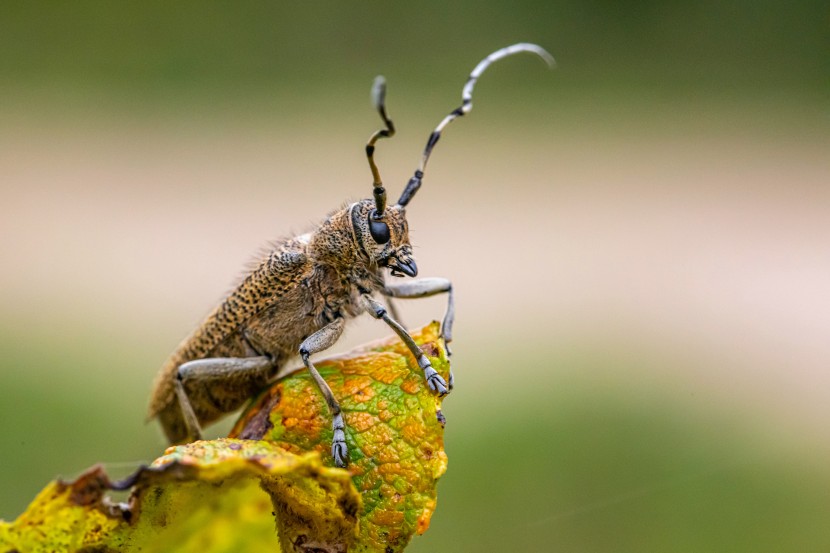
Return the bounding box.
[0,322,450,553]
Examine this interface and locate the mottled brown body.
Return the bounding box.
[148,200,413,443]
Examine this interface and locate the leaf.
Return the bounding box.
[231,321,451,551]
[0,322,450,553]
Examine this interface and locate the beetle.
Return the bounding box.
[147,43,554,467]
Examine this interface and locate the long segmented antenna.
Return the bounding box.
[397,43,555,207]
[366,76,396,216]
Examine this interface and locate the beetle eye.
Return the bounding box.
[368,213,390,244]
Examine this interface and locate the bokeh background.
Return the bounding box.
[1,2,829,551]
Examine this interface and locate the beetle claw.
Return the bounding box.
[424,367,449,396]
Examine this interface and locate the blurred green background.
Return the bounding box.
[1,2,829,551]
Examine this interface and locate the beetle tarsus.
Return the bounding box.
[331,413,348,467]
[424,366,449,396]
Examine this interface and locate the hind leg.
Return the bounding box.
[164,355,276,443]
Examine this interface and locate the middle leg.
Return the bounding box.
[362,294,449,396]
[298,317,348,467]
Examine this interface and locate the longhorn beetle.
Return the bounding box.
[147,43,554,467]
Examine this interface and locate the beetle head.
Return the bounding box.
[351,199,416,277]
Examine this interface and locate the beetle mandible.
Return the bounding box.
[147,43,554,467]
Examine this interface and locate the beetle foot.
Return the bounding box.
[331,413,348,468]
[424,366,449,396]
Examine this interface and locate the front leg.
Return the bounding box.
[382,277,454,348]
[362,294,449,396]
[298,317,348,467]
[382,277,455,388]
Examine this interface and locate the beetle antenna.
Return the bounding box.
[366,76,396,217]
[397,43,555,207]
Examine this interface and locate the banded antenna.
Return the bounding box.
[397,43,555,207]
[366,75,395,217]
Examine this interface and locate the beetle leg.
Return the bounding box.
[379,272,406,329]
[382,277,454,345]
[383,295,404,329]
[381,277,455,388]
[171,355,276,443]
[299,317,348,467]
[173,376,203,441]
[362,294,449,396]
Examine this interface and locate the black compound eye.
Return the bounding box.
[368,213,390,244]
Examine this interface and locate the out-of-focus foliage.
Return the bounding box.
[0,1,825,98]
[0,324,451,553]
